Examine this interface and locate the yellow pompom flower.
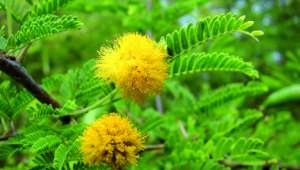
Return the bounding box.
[81,113,144,169]
[96,33,168,102]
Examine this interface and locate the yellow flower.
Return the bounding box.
[96,33,168,102]
[81,113,144,169]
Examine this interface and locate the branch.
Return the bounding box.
[0,52,61,108]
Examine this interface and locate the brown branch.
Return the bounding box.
[0,52,73,140]
[0,52,72,131]
[0,52,61,108]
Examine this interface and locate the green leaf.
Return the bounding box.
[20,130,51,146]
[25,0,75,19]
[0,36,7,50]
[141,116,165,133]
[169,52,259,78]
[161,13,262,56]
[27,103,58,120]
[11,91,34,117]
[262,84,300,108]
[206,137,265,160]
[31,135,61,153]
[216,110,263,136]
[57,100,79,116]
[31,152,54,168]
[0,0,30,23]
[26,0,33,5]
[196,82,268,111]
[0,144,14,160]
[53,144,69,170]
[8,14,81,48]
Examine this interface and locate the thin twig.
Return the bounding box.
[144,144,165,151]
[178,120,189,139]
[17,44,31,62]
[155,95,164,113]
[0,52,61,108]
[10,121,16,136]
[69,89,118,116]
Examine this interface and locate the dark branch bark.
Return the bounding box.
[0,52,61,108]
[0,52,71,140]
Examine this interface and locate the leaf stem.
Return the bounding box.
[69,89,119,116]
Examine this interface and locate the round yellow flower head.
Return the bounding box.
[96,33,168,102]
[81,113,144,169]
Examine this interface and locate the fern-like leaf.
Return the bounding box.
[75,78,114,105]
[21,130,51,147]
[0,35,7,50]
[206,137,267,160]
[8,14,81,48]
[67,139,81,158]
[215,110,263,137]
[0,144,15,160]
[161,13,261,56]
[11,91,34,116]
[0,0,30,23]
[196,82,268,111]
[31,152,54,169]
[31,135,61,153]
[25,0,74,18]
[53,144,69,170]
[262,84,300,108]
[169,52,259,78]
[27,103,58,120]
